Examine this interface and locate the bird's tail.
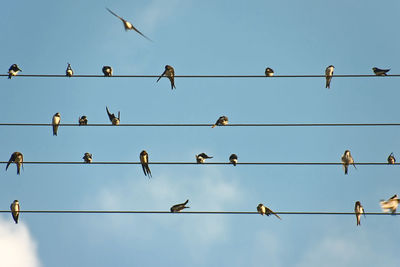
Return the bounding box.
[352,163,357,170]
[17,164,20,175]
[184,199,189,205]
[211,124,216,128]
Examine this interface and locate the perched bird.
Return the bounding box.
[387,153,396,164]
[265,67,274,77]
[325,65,334,89]
[106,106,120,125]
[8,64,21,79]
[79,116,88,126]
[354,201,365,226]
[156,65,175,89]
[372,67,390,76]
[140,150,152,178]
[257,203,281,220]
[341,150,356,175]
[106,8,152,41]
[170,200,190,213]
[212,116,229,128]
[83,153,92,163]
[380,194,400,214]
[52,113,61,136]
[102,66,113,77]
[196,153,213,164]
[6,152,24,175]
[229,154,238,166]
[10,200,20,224]
[66,63,73,77]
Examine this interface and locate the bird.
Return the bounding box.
[196,153,213,163]
[10,200,20,224]
[372,67,390,76]
[354,201,365,226]
[106,106,120,125]
[102,66,113,77]
[6,152,24,175]
[257,203,281,220]
[156,65,175,89]
[341,150,356,175]
[52,113,61,136]
[229,154,238,166]
[387,153,396,164]
[8,64,21,79]
[170,200,190,213]
[140,150,152,178]
[83,153,92,163]
[265,67,274,77]
[79,116,88,126]
[380,194,400,214]
[106,8,152,41]
[66,63,73,77]
[212,116,228,128]
[325,65,334,89]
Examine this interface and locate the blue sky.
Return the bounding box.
[1,0,399,266]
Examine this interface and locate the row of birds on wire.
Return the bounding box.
[6,196,400,225]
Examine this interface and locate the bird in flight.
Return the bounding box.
[6,152,24,175]
[170,200,190,212]
[380,194,399,214]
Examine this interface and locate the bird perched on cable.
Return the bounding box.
[196,153,213,164]
[372,67,390,76]
[8,64,22,79]
[52,112,61,136]
[265,67,274,77]
[341,150,356,175]
[10,200,20,224]
[257,203,281,220]
[380,194,399,214]
[83,153,92,163]
[66,63,73,77]
[102,66,113,77]
[79,116,88,126]
[6,152,24,175]
[212,116,229,128]
[387,153,396,164]
[106,8,152,41]
[106,107,120,125]
[170,200,190,213]
[229,154,238,166]
[140,150,152,178]
[156,65,175,89]
[325,65,334,89]
[354,201,365,226]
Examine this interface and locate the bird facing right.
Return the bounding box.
[8,64,22,79]
[380,194,399,214]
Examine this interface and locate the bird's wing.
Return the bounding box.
[130,24,153,42]
[106,107,114,121]
[6,153,16,170]
[106,8,125,22]
[156,70,167,82]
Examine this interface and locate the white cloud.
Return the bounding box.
[0,217,41,267]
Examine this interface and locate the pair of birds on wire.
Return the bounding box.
[340,150,397,175]
[354,195,400,225]
[195,153,238,166]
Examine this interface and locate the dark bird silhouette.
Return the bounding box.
[102,66,113,77]
[196,153,213,163]
[66,63,73,77]
[8,64,21,79]
[170,200,190,212]
[212,116,228,128]
[265,67,274,77]
[229,154,238,166]
[372,67,390,76]
[79,116,88,126]
[83,153,92,163]
[388,153,396,164]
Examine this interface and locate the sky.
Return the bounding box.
[0,0,400,266]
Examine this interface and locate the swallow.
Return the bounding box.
[196,153,213,164]
[388,153,396,164]
[106,8,152,41]
[354,201,365,226]
[102,66,113,77]
[380,194,400,214]
[66,63,73,77]
[8,64,22,79]
[325,65,334,89]
[140,150,152,178]
[170,200,190,213]
[79,116,88,126]
[83,152,92,163]
[156,65,175,89]
[265,67,274,77]
[106,106,120,125]
[257,203,281,220]
[6,152,24,175]
[341,150,356,175]
[10,200,20,224]
[52,112,61,136]
[212,116,228,128]
[372,67,390,76]
[229,154,238,166]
